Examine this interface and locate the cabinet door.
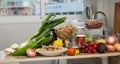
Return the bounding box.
[114,2,120,34]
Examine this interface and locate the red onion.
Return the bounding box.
[106,35,118,45]
[26,48,36,57]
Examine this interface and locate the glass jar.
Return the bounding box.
[76,27,86,47]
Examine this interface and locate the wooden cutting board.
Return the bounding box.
[114,2,120,34]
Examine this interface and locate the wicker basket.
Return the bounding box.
[85,19,103,29]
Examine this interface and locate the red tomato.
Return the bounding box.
[67,48,76,56]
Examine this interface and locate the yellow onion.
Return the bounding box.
[106,45,115,52]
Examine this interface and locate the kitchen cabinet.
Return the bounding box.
[114,2,120,34]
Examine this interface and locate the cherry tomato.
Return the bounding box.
[67,48,76,56]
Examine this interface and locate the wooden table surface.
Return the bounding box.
[0,52,120,63]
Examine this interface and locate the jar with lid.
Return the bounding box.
[76,27,86,47]
[70,19,86,54]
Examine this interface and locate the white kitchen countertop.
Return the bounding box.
[0,51,120,63]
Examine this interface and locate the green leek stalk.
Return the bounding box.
[11,13,67,56]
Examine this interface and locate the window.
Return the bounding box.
[0,0,42,23]
[0,0,86,23]
[0,0,41,16]
[45,0,84,15]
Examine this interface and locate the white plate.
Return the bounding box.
[36,48,68,56]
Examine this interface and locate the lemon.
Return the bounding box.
[75,49,79,55]
[53,40,63,47]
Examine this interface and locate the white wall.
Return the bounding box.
[0,23,39,50]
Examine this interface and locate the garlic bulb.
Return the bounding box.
[11,44,20,50]
[4,48,15,55]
